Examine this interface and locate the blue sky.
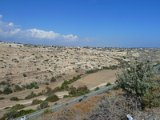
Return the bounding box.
[0,0,160,47]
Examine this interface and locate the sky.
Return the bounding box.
[0,0,160,47]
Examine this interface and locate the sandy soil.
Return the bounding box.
[71,69,117,89]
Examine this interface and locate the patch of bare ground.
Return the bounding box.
[71,69,116,90]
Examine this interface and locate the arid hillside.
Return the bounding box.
[0,42,126,86]
[0,42,160,120]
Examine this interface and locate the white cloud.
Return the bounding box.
[63,34,79,41]
[26,28,60,39]
[0,15,79,42]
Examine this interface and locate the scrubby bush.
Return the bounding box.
[3,86,12,94]
[69,85,89,96]
[45,94,59,102]
[94,87,100,91]
[50,77,56,82]
[2,109,35,119]
[76,86,89,95]
[86,69,99,74]
[116,61,153,98]
[60,80,69,90]
[142,76,160,108]
[23,73,27,77]
[60,75,81,90]
[39,101,49,109]
[25,82,39,89]
[32,99,43,105]
[0,97,4,100]
[25,91,37,99]
[116,61,159,109]
[52,86,62,92]
[69,86,77,95]
[10,97,20,101]
[106,82,112,86]
[11,104,25,111]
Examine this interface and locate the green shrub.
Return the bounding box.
[69,86,77,95]
[0,97,4,100]
[69,85,89,96]
[25,92,37,99]
[11,104,25,111]
[60,80,69,90]
[142,85,160,108]
[23,73,27,77]
[94,87,100,91]
[10,97,19,101]
[3,87,12,94]
[52,86,62,92]
[86,69,99,74]
[25,82,39,89]
[59,75,82,91]
[116,61,153,97]
[39,101,49,109]
[76,86,89,95]
[63,95,70,98]
[32,99,43,105]
[116,61,158,109]
[106,82,112,86]
[2,109,35,119]
[45,94,59,102]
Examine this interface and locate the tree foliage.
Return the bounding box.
[116,61,153,97]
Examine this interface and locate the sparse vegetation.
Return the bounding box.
[45,94,59,102]
[39,101,49,109]
[0,42,160,119]
[32,99,43,105]
[10,97,20,101]
[3,86,12,94]
[10,104,25,111]
[25,91,37,99]
[116,61,160,109]
[60,75,81,90]
[106,82,112,86]
[25,82,39,89]
[94,87,99,91]
[0,97,5,100]
[86,69,99,74]
[69,85,89,96]
[2,109,35,119]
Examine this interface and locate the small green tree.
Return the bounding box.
[116,61,153,98]
[45,94,59,102]
[116,61,155,110]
